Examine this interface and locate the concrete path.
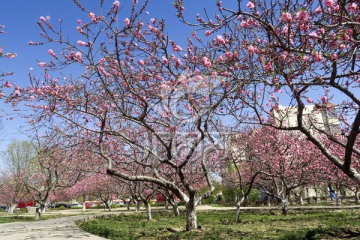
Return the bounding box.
[0,215,106,240]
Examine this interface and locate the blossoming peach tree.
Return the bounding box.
[23,134,86,219]
[174,0,360,184]
[242,126,336,215]
[12,0,237,230]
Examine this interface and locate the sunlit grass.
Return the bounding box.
[79,209,360,239]
[0,212,76,223]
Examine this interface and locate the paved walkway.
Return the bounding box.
[0,215,106,240]
[0,205,359,239]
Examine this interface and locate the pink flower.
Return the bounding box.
[75,52,83,62]
[313,53,323,62]
[218,55,224,62]
[38,62,46,67]
[98,66,107,76]
[315,6,322,14]
[77,40,86,46]
[40,16,46,22]
[113,0,120,8]
[296,10,308,21]
[306,97,313,103]
[225,51,233,59]
[281,26,288,34]
[321,96,327,103]
[216,35,226,45]
[302,56,310,62]
[247,1,255,9]
[147,24,153,30]
[77,19,82,25]
[138,59,145,66]
[124,18,130,26]
[339,44,346,50]
[263,62,273,71]
[48,49,57,58]
[324,0,334,7]
[347,3,357,12]
[162,56,168,64]
[202,57,211,68]
[172,45,182,52]
[222,71,230,77]
[205,30,212,36]
[240,21,249,28]
[280,12,292,22]
[175,58,182,67]
[318,28,325,34]
[309,32,318,38]
[89,12,96,21]
[248,45,256,54]
[0,92,5,98]
[280,51,288,60]
[4,82,12,88]
[5,53,16,58]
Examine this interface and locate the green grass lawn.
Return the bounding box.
[79,210,360,240]
[0,215,35,224]
[0,211,76,223]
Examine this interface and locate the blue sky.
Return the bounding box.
[0,0,224,151]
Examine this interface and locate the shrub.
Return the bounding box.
[247,189,260,205]
[155,202,166,206]
[201,195,217,205]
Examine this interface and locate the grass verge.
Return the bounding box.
[79,209,360,239]
[0,213,76,223]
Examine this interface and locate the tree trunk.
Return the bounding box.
[7,203,16,214]
[185,199,197,231]
[105,201,112,212]
[173,204,180,216]
[35,210,41,221]
[165,200,169,210]
[281,197,289,215]
[235,197,245,223]
[145,202,152,221]
[314,187,319,203]
[336,191,342,206]
[169,199,180,216]
[355,187,359,204]
[126,202,131,211]
[35,203,46,220]
[135,201,141,211]
[267,197,271,206]
[299,195,304,206]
